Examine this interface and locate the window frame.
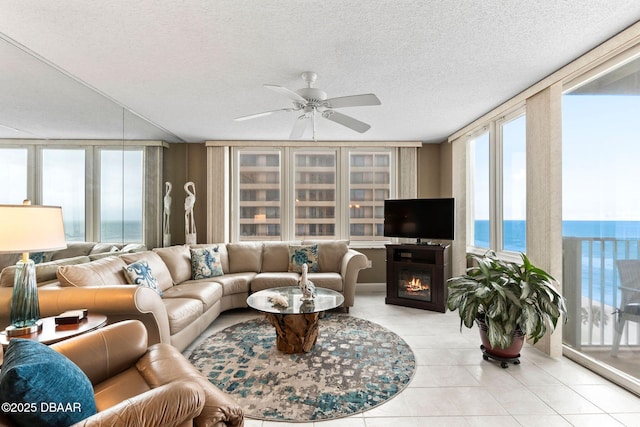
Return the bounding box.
[231,146,396,245]
[466,106,526,259]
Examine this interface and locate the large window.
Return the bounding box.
[237,151,282,240]
[349,152,390,241]
[467,111,526,254]
[234,147,395,243]
[100,149,144,243]
[42,149,86,241]
[562,54,640,383]
[0,148,28,204]
[0,143,151,244]
[295,151,336,239]
[500,114,526,252]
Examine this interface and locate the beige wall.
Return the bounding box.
[163,142,208,245]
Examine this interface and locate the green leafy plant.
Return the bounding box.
[446,251,567,349]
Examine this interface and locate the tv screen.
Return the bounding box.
[384,198,455,242]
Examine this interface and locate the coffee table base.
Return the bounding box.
[266,313,320,354]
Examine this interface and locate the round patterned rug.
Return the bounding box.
[187,313,415,422]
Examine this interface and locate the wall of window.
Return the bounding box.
[466,110,526,255]
[562,52,640,388]
[0,141,162,246]
[232,146,396,243]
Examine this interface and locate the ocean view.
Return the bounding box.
[65,220,143,243]
[475,220,640,307]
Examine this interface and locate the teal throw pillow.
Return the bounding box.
[288,244,319,273]
[29,252,46,264]
[0,338,97,427]
[123,260,163,296]
[190,247,224,279]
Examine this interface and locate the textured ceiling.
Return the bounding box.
[1,1,640,143]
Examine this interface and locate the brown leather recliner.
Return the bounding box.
[0,320,244,427]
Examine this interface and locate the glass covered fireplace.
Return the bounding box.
[385,244,450,312]
[397,268,432,302]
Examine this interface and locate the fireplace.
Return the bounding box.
[385,244,450,312]
[397,268,432,302]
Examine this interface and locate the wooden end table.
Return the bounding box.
[247,286,344,354]
[1,313,107,350]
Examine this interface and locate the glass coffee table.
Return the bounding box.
[247,286,344,354]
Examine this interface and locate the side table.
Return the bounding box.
[1,313,107,351]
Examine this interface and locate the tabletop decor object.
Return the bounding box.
[0,201,66,336]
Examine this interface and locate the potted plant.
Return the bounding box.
[446,251,567,366]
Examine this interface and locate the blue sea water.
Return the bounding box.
[474,220,640,306]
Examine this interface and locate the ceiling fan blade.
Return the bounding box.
[324,93,381,109]
[234,108,294,121]
[322,110,371,133]
[264,84,308,104]
[290,115,310,139]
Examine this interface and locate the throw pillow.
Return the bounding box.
[288,244,319,273]
[123,260,163,296]
[29,252,46,264]
[0,338,97,427]
[190,247,224,279]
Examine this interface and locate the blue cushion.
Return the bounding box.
[0,338,97,427]
[123,259,163,296]
[288,244,319,273]
[190,247,224,279]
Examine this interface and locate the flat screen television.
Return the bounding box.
[384,198,455,243]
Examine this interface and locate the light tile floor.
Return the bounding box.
[184,284,640,426]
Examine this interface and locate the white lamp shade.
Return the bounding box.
[0,204,67,254]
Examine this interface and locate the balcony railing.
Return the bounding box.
[563,237,640,350]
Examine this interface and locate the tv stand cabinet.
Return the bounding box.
[385,244,451,312]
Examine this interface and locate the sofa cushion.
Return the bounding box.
[227,242,263,273]
[307,272,343,292]
[1,255,91,288]
[251,272,300,292]
[49,242,96,261]
[262,242,293,272]
[162,298,203,335]
[190,247,224,279]
[120,252,174,292]
[89,242,122,254]
[57,256,128,287]
[288,244,319,273]
[0,338,97,426]
[161,281,223,311]
[193,272,255,296]
[303,240,349,273]
[153,245,192,284]
[123,259,163,296]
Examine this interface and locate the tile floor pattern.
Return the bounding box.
[183,284,640,426]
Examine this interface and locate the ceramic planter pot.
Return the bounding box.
[476,316,525,359]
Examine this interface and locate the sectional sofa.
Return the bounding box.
[0,241,368,351]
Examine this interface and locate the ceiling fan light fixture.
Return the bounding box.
[235,71,380,139]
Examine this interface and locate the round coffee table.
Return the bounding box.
[247,286,344,354]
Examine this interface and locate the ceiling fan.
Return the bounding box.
[234,71,381,140]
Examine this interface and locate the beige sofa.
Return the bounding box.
[0,241,368,351]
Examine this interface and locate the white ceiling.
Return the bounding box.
[1,1,640,143]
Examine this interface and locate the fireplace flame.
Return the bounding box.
[406,277,429,293]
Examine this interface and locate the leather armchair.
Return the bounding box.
[0,320,244,427]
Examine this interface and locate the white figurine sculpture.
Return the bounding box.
[298,263,316,301]
[184,181,197,245]
[163,182,172,247]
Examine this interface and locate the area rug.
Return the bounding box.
[187,313,415,422]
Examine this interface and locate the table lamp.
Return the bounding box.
[0,201,66,336]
